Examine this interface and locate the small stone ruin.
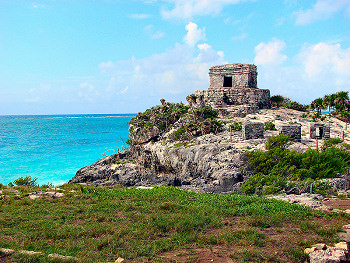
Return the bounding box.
[193,63,271,117]
[243,122,264,140]
[280,125,301,142]
[310,123,330,140]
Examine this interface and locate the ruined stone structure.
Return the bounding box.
[243,122,264,140]
[280,125,302,142]
[310,123,330,139]
[194,64,271,117]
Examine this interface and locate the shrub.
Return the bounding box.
[241,134,350,195]
[230,122,242,131]
[13,176,38,187]
[270,95,284,107]
[284,101,307,112]
[264,121,277,131]
[312,181,332,196]
[126,139,133,146]
[322,138,343,150]
[265,134,291,150]
[168,127,187,141]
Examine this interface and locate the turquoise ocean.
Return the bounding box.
[0,114,135,186]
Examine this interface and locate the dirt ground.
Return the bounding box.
[323,199,350,210]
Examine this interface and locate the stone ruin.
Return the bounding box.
[310,123,330,140]
[193,63,271,117]
[243,122,264,140]
[280,125,301,142]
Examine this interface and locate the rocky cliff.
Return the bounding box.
[69,105,350,193]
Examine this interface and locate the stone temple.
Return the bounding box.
[193,63,271,117]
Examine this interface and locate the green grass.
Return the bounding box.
[1,185,349,262]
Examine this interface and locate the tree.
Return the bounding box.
[340,111,350,130]
[335,91,349,114]
[310,97,325,114]
[323,93,336,117]
[270,95,285,108]
[186,94,197,108]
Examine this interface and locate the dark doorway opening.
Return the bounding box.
[316,127,324,138]
[223,76,232,87]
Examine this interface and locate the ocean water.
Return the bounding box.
[0,114,135,186]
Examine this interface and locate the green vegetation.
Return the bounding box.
[271,95,307,112]
[229,121,242,131]
[310,91,350,126]
[264,121,277,131]
[1,184,349,262]
[129,102,225,143]
[13,176,38,187]
[270,95,284,108]
[241,135,350,195]
[289,121,302,125]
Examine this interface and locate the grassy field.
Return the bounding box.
[0,184,349,262]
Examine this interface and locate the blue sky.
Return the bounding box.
[1,0,349,115]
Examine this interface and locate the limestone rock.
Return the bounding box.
[312,243,327,250]
[0,248,15,255]
[129,126,159,144]
[305,247,316,254]
[335,242,349,250]
[309,250,340,263]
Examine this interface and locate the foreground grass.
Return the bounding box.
[0,185,349,262]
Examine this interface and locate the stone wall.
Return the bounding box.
[243,122,264,140]
[310,123,330,139]
[193,63,271,117]
[209,64,257,89]
[280,125,301,142]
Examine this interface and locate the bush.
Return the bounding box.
[241,134,350,195]
[270,95,284,107]
[322,138,343,150]
[230,122,242,131]
[284,101,307,112]
[168,127,187,141]
[265,134,291,150]
[13,176,38,187]
[264,121,277,131]
[126,139,133,146]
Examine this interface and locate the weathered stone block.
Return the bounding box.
[280,125,301,142]
[193,63,271,117]
[310,123,330,139]
[243,122,264,140]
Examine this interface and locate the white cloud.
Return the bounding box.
[231,32,248,41]
[161,0,244,19]
[294,0,350,25]
[144,25,165,39]
[184,22,205,47]
[298,42,350,78]
[78,82,99,102]
[254,39,287,65]
[99,61,116,73]
[197,43,211,51]
[32,4,45,8]
[98,23,226,108]
[256,42,350,104]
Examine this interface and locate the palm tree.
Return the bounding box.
[323,93,336,117]
[340,111,350,130]
[335,91,349,114]
[310,97,325,114]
